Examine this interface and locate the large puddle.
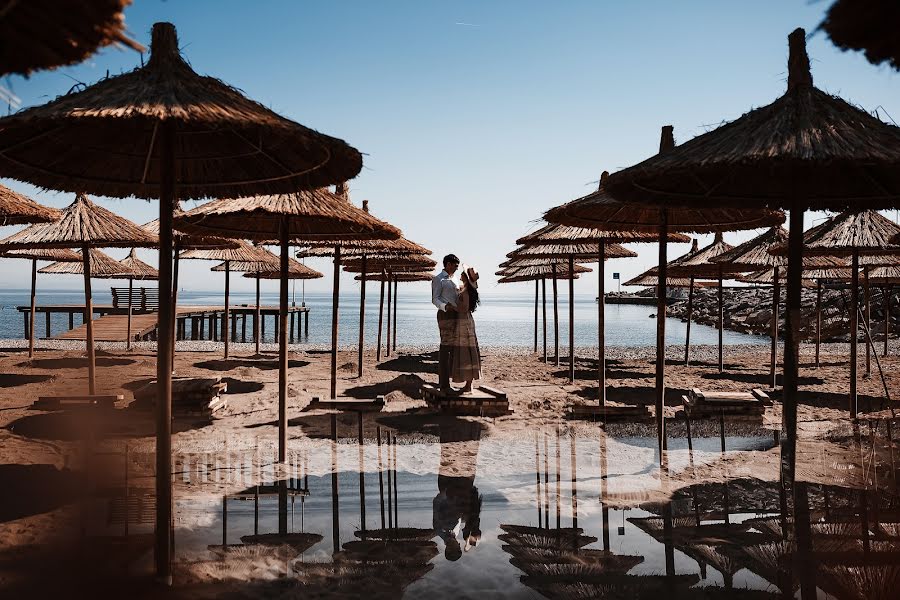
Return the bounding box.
[58,416,897,598]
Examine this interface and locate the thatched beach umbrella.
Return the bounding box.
[665,232,734,372]
[740,265,852,369]
[0,20,364,581]
[1,246,79,357]
[174,189,399,463]
[516,220,689,394]
[0,0,142,76]
[601,29,900,513]
[820,0,900,71]
[770,209,900,414]
[179,241,274,359]
[546,127,783,452]
[297,215,431,373]
[118,249,158,350]
[0,184,60,225]
[714,226,844,386]
[343,254,436,361]
[224,249,323,354]
[867,266,900,357]
[0,193,156,393]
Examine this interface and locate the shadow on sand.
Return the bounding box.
[376,352,439,375]
[17,357,136,370]
[0,373,54,388]
[0,464,84,523]
[194,358,309,371]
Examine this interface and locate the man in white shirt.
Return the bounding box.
[432,254,460,392]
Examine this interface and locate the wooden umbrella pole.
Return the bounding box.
[254,273,261,354]
[885,285,891,358]
[82,246,96,394]
[278,219,289,462]
[28,258,36,358]
[598,240,606,406]
[330,245,341,399]
[169,247,179,374]
[223,260,231,359]
[385,270,392,358]
[534,279,538,352]
[717,265,724,373]
[655,210,668,456]
[552,264,559,367]
[770,267,780,389]
[781,204,804,529]
[850,250,859,417]
[126,276,133,351]
[357,253,367,378]
[376,269,385,362]
[392,277,398,353]
[542,276,547,362]
[568,254,575,384]
[155,121,175,584]
[815,279,823,368]
[684,277,694,366]
[864,266,871,377]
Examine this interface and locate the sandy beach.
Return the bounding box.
[1,339,897,596]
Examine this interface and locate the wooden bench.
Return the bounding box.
[111,287,159,312]
[33,394,123,410]
[569,403,653,421]
[683,388,769,417]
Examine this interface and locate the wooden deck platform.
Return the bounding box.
[421,383,511,416]
[45,304,310,342]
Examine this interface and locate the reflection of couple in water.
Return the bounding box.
[432,419,483,561]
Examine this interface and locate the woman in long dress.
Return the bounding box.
[452,266,482,393]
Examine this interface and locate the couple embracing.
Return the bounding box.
[431,253,482,394]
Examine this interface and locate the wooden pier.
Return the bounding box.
[18,303,311,343]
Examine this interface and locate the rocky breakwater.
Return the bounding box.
[667,286,900,342]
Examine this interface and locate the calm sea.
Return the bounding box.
[0,286,765,348]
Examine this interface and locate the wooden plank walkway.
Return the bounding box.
[56,313,159,341]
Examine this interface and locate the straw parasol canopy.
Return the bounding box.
[507,242,636,260]
[143,210,238,251]
[598,29,900,505]
[0,247,80,262]
[868,265,900,284]
[242,260,323,280]
[39,248,132,277]
[119,249,159,280]
[355,271,432,282]
[296,236,430,258]
[179,240,274,263]
[0,193,157,250]
[342,255,436,273]
[0,24,362,198]
[0,0,143,76]
[516,221,690,245]
[714,226,845,273]
[820,0,900,71]
[624,272,715,287]
[0,184,60,225]
[740,267,851,284]
[499,263,591,280]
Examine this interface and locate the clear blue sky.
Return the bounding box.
[1,1,899,294]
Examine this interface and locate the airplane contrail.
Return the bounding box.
[455,22,481,27]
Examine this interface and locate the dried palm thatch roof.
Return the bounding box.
[174,190,401,242]
[498,263,591,282]
[143,207,238,250]
[769,210,900,259]
[39,248,131,277]
[0,22,362,199]
[604,30,900,211]
[209,246,279,272]
[868,265,900,284]
[0,247,80,262]
[820,0,900,71]
[0,0,143,76]
[624,272,717,287]
[713,226,847,272]
[296,236,430,258]
[516,221,690,245]
[545,160,785,233]
[239,254,323,279]
[342,255,437,273]
[740,267,851,284]
[507,241,636,260]
[355,271,432,282]
[179,239,272,263]
[119,249,158,280]
[0,193,157,250]
[499,256,590,269]
[666,232,735,278]
[0,184,60,225]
